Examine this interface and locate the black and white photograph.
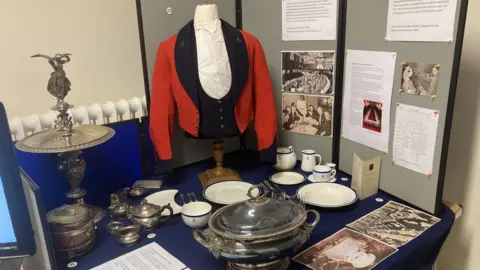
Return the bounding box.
[294,228,398,270]
[401,62,440,96]
[347,201,441,248]
[282,51,335,95]
[282,94,333,136]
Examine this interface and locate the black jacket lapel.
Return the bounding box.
[221,20,249,106]
[175,20,199,109]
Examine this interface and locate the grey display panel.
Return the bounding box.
[339,0,465,215]
[139,0,239,168]
[242,0,339,163]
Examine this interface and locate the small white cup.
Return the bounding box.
[313,165,336,182]
[181,202,212,229]
[325,163,336,170]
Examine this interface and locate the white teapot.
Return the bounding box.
[274,146,297,171]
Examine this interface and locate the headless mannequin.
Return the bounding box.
[193,4,241,186]
[194,4,232,100]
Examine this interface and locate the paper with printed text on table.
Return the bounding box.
[90,242,189,270]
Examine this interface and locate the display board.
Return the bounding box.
[242,0,343,163]
[338,0,468,215]
[137,0,239,169]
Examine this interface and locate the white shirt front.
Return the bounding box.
[194,19,232,100]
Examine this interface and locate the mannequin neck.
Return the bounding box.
[194,4,219,25]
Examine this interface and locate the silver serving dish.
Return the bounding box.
[194,184,320,270]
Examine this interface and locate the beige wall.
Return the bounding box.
[0,0,145,118]
[437,1,480,269]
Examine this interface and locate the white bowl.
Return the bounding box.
[181,202,212,229]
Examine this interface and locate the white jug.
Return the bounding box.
[274,146,297,171]
[301,150,322,172]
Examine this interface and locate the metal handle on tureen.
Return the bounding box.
[247,184,268,200]
[304,210,320,232]
[193,228,220,248]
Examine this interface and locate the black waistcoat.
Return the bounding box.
[197,84,240,138]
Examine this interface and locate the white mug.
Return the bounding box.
[301,150,322,172]
[313,165,336,182]
[325,163,336,170]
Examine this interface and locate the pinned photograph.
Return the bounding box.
[401,62,440,96]
[282,51,335,95]
[347,201,441,248]
[282,94,333,136]
[362,100,382,133]
[294,228,397,270]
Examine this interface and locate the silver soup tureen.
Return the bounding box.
[194,184,320,270]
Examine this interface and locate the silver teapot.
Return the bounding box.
[127,200,173,231]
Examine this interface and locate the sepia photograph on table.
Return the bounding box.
[282,51,335,95]
[294,228,398,270]
[282,94,333,136]
[347,201,441,248]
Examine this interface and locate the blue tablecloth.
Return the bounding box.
[58,152,454,270]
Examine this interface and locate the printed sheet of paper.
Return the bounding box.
[294,228,397,270]
[341,50,396,152]
[282,0,338,41]
[386,0,458,42]
[393,104,439,175]
[91,243,188,270]
[347,201,441,248]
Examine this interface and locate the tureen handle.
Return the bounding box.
[304,210,320,232]
[247,184,268,200]
[193,228,217,248]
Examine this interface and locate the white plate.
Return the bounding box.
[269,171,305,185]
[297,183,357,208]
[306,174,336,183]
[145,189,182,216]
[203,181,259,205]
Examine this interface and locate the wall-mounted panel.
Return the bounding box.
[242,0,341,163]
[339,0,467,215]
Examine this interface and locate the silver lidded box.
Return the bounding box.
[194,183,320,270]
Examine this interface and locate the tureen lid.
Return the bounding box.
[208,184,306,241]
[47,204,92,226]
[129,200,159,217]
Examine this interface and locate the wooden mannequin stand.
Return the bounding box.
[199,139,242,187]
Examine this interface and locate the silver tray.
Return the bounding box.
[16,125,114,153]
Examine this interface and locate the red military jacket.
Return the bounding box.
[149,20,277,171]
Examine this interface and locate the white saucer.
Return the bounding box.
[203,181,259,205]
[306,174,336,183]
[145,189,182,216]
[297,183,358,208]
[269,171,305,185]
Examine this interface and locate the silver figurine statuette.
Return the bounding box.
[16,53,115,222]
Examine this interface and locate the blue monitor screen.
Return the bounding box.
[0,176,17,244]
